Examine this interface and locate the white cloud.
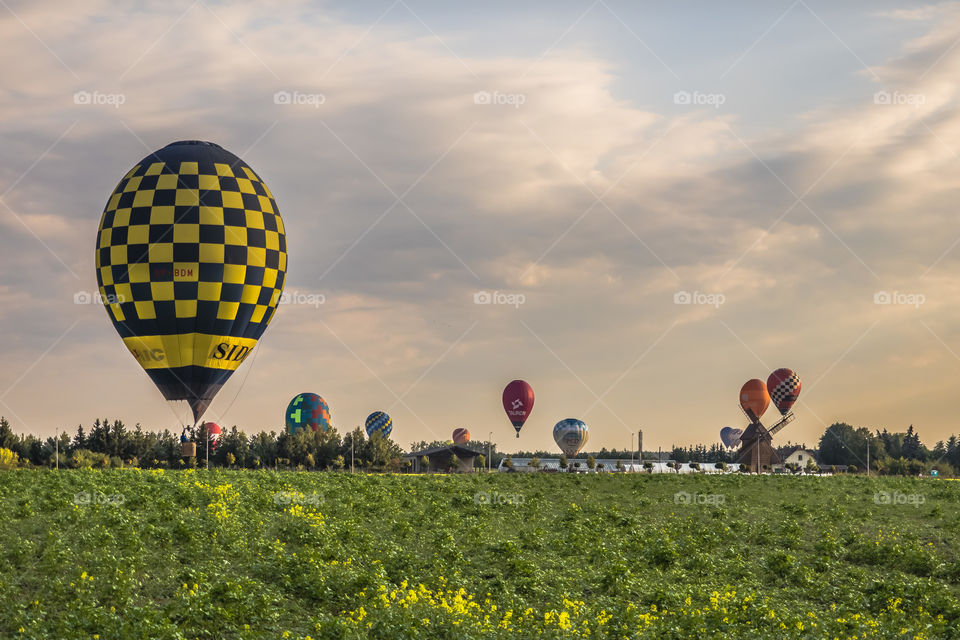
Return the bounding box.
[2,2,960,451]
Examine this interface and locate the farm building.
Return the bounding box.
[777,447,819,469]
[496,458,643,472]
[497,458,742,473]
[404,444,479,473]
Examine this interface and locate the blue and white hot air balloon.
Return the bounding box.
[553,418,589,457]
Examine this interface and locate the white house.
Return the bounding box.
[778,447,818,469]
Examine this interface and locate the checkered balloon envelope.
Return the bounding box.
[95,141,287,422]
[766,368,801,416]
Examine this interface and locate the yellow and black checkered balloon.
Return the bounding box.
[95,141,287,422]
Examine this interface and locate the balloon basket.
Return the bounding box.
[181,442,197,457]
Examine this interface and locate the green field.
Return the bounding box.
[2,471,959,639]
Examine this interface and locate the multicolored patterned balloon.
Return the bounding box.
[365,411,393,438]
[553,418,589,457]
[285,393,332,434]
[452,428,470,444]
[767,368,801,415]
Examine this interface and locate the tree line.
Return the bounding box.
[2,417,957,476]
[816,423,959,475]
[0,417,407,471]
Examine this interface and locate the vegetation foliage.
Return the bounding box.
[2,471,959,638]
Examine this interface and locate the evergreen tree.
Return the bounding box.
[0,417,16,450]
[902,425,925,461]
[72,425,86,450]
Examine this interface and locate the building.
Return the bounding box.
[404,444,479,473]
[497,458,743,473]
[497,457,643,472]
[737,423,781,470]
[778,447,818,469]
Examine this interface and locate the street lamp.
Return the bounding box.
[637,429,643,471]
[488,431,493,472]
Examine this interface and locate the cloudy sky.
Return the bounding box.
[1,0,959,453]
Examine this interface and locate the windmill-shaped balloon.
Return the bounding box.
[735,369,801,471]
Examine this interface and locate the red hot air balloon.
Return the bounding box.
[452,428,470,444]
[502,380,535,438]
[739,379,770,423]
[767,368,801,415]
[203,422,222,451]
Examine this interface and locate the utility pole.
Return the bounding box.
[631,432,634,469]
[867,441,870,476]
[638,430,643,467]
[351,434,355,473]
[487,432,492,473]
[658,446,661,473]
[55,428,59,470]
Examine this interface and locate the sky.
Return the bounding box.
[1,0,959,454]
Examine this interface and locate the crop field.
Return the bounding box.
[2,471,960,639]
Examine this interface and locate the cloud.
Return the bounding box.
[2,2,960,452]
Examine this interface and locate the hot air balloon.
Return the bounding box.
[95,140,287,424]
[365,411,393,438]
[553,419,589,458]
[204,422,222,450]
[286,393,332,434]
[720,426,743,448]
[767,368,801,416]
[452,428,470,444]
[739,379,770,423]
[502,380,534,438]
